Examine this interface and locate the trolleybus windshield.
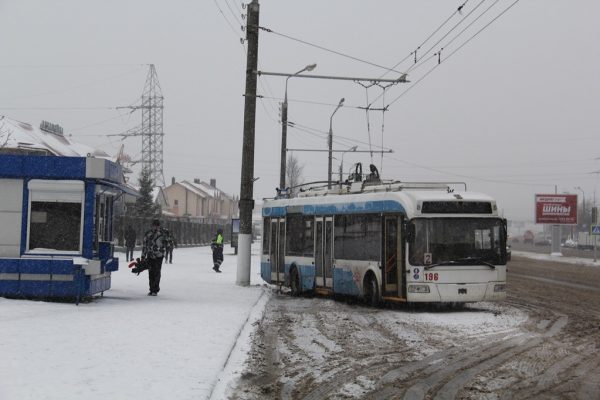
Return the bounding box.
[408,218,506,267]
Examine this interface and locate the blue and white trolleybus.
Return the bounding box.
[260,166,508,305]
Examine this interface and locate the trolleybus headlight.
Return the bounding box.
[494,284,506,292]
[408,284,430,293]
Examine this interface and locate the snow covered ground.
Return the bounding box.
[512,250,600,267]
[1,246,595,400]
[0,243,268,400]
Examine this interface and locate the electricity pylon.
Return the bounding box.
[116,64,165,187]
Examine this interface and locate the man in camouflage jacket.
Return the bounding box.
[142,219,167,296]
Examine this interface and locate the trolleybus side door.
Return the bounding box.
[383,215,404,298]
[315,216,334,288]
[269,218,286,284]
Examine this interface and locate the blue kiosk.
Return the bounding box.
[0,154,133,303]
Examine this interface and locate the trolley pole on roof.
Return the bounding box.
[237,0,260,286]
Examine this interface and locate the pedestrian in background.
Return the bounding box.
[165,230,176,264]
[125,225,136,261]
[142,219,167,296]
[211,228,224,273]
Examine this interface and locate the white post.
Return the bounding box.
[236,234,252,286]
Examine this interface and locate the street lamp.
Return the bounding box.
[575,186,585,226]
[339,145,357,184]
[280,63,317,189]
[328,97,345,188]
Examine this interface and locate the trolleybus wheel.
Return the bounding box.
[364,274,379,307]
[290,267,301,297]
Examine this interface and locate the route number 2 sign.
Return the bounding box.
[424,253,432,265]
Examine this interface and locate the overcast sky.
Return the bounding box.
[1,0,599,221]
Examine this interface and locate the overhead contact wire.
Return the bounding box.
[379,0,470,80]
[386,0,522,109]
[258,26,405,75]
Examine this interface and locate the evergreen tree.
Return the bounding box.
[134,168,161,218]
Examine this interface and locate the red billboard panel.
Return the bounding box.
[535,194,578,224]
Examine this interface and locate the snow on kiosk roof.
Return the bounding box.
[0,116,109,158]
[0,154,132,303]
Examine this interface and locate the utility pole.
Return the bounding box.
[237,0,259,286]
[279,64,316,190]
[328,98,344,188]
[280,95,288,189]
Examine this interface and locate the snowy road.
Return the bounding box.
[3,247,600,400]
[231,255,600,399]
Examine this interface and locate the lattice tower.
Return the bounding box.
[140,64,165,187]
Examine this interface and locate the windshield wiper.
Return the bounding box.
[424,260,459,270]
[424,257,496,270]
[455,257,496,269]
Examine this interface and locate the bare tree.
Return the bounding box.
[0,118,12,149]
[286,154,304,197]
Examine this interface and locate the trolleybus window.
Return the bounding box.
[334,214,381,261]
[408,218,505,266]
[262,220,270,255]
[286,215,314,257]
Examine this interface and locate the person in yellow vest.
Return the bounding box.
[211,228,224,273]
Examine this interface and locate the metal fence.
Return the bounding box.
[114,215,231,248]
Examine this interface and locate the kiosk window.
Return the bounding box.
[27,179,84,253]
[94,194,114,250]
[29,202,82,251]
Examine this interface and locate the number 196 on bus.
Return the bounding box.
[424,272,439,281]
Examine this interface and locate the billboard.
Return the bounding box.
[535,194,578,224]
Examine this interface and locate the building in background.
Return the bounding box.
[158,178,239,223]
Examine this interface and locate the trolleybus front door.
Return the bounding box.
[315,216,333,288]
[269,218,286,284]
[383,216,404,298]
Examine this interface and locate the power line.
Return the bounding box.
[259,95,382,110]
[0,63,145,68]
[4,67,144,102]
[424,158,598,169]
[212,0,244,41]
[415,1,471,55]
[256,62,282,123]
[228,0,243,14]
[386,0,522,110]
[444,0,522,63]
[407,0,489,73]
[379,0,471,79]
[258,26,406,75]
[386,154,554,187]
[222,0,243,26]
[257,92,280,125]
[69,112,135,133]
[0,106,115,110]
[432,0,502,60]
[288,121,392,150]
[370,0,509,108]
[404,0,502,77]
